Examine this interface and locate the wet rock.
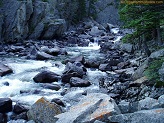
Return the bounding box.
[27,97,62,123]
[13,112,28,120]
[85,59,100,68]
[129,76,148,87]
[3,82,10,86]
[139,97,160,110]
[33,70,60,83]
[61,72,82,83]
[118,100,130,114]
[0,63,13,77]
[108,108,164,123]
[158,62,164,81]
[0,98,12,113]
[99,64,112,71]
[42,83,61,91]
[100,42,114,53]
[158,95,164,108]
[0,113,5,123]
[70,77,91,87]
[36,51,54,60]
[13,103,28,114]
[54,93,120,123]
[69,55,85,64]
[63,62,87,78]
[51,98,65,107]
[94,120,105,123]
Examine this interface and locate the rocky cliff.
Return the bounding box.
[0,0,119,43]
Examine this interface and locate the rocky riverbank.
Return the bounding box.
[0,20,164,123]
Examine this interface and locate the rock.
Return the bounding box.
[13,103,27,114]
[108,108,164,123]
[120,43,133,53]
[85,59,100,68]
[54,93,120,123]
[27,97,62,123]
[117,61,130,69]
[13,112,28,120]
[94,120,105,123]
[129,101,141,113]
[0,63,13,77]
[69,55,85,64]
[7,119,27,123]
[132,59,149,80]
[158,95,164,108]
[61,72,82,83]
[33,70,60,83]
[89,26,104,36]
[49,47,60,56]
[0,113,4,123]
[118,100,130,114]
[36,51,54,60]
[100,42,114,53]
[129,76,148,87]
[139,97,160,110]
[158,62,164,81]
[70,77,91,87]
[0,98,12,113]
[149,49,164,59]
[63,62,87,78]
[51,98,65,107]
[42,83,61,91]
[99,64,112,71]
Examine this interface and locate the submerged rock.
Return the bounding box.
[54,93,120,123]
[33,70,60,83]
[0,63,13,77]
[27,97,62,123]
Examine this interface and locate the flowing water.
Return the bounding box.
[0,42,107,107]
[0,28,122,108]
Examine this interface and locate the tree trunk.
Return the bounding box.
[143,34,151,56]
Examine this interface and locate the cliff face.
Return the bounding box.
[0,0,119,43]
[0,0,66,43]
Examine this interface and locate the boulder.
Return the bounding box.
[132,59,149,80]
[63,62,87,78]
[99,64,112,71]
[70,77,91,87]
[158,95,164,108]
[139,97,160,110]
[149,49,164,59]
[33,70,60,83]
[27,97,62,123]
[13,112,28,120]
[89,26,104,36]
[0,113,4,123]
[108,108,164,123]
[118,100,130,114]
[120,43,133,53]
[0,98,12,113]
[129,76,148,87]
[69,55,85,64]
[13,103,28,114]
[36,51,54,60]
[158,62,164,81]
[51,98,65,107]
[42,83,61,91]
[61,72,82,83]
[0,63,13,77]
[54,93,120,123]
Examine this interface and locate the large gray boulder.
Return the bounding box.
[27,97,62,123]
[54,93,120,123]
[108,108,164,123]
